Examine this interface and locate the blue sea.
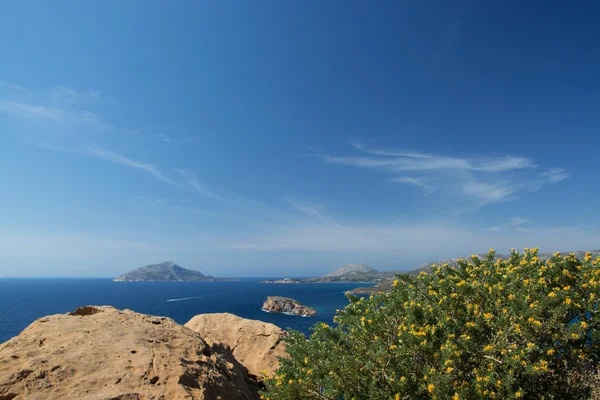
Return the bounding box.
[0,278,373,344]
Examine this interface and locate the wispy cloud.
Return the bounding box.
[325,142,566,205]
[173,168,231,202]
[390,177,435,193]
[0,100,63,120]
[460,181,516,203]
[2,82,229,201]
[488,216,531,232]
[284,197,339,226]
[90,148,182,188]
[0,83,104,127]
[507,217,529,226]
[543,168,569,183]
[125,127,217,145]
[340,142,535,172]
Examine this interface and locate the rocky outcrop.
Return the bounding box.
[261,296,316,317]
[185,313,288,378]
[0,306,259,400]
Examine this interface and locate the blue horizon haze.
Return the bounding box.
[1,1,599,277]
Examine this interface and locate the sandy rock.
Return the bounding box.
[185,313,287,378]
[0,306,259,400]
[261,296,316,317]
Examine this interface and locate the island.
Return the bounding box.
[261,296,316,317]
[113,261,224,282]
[260,263,395,284]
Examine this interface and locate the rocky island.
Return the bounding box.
[260,263,394,284]
[113,261,224,282]
[261,296,317,317]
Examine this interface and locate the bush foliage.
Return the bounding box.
[263,249,600,399]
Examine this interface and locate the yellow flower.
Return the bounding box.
[484,313,493,320]
[428,383,435,393]
[393,280,399,286]
[565,297,572,305]
[446,367,454,374]
[571,333,579,339]
[304,357,308,364]
[548,292,556,298]
[395,394,400,400]
[288,379,293,384]
[547,349,555,355]
[307,369,312,375]
[508,294,516,300]
[400,376,406,382]
[516,391,523,398]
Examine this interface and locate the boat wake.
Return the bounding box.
[166,291,230,302]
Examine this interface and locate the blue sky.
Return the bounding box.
[1,1,599,277]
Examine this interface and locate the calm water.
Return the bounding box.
[0,278,373,344]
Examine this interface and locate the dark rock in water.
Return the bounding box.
[113,261,222,282]
[261,296,316,317]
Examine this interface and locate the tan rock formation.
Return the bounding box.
[185,313,287,378]
[0,306,259,400]
[261,296,316,317]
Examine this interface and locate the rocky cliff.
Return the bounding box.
[185,313,288,378]
[261,296,316,317]
[0,306,259,400]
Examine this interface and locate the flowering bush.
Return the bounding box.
[262,249,600,399]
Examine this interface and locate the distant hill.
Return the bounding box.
[261,263,392,284]
[351,249,600,294]
[113,261,220,282]
[326,263,377,277]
